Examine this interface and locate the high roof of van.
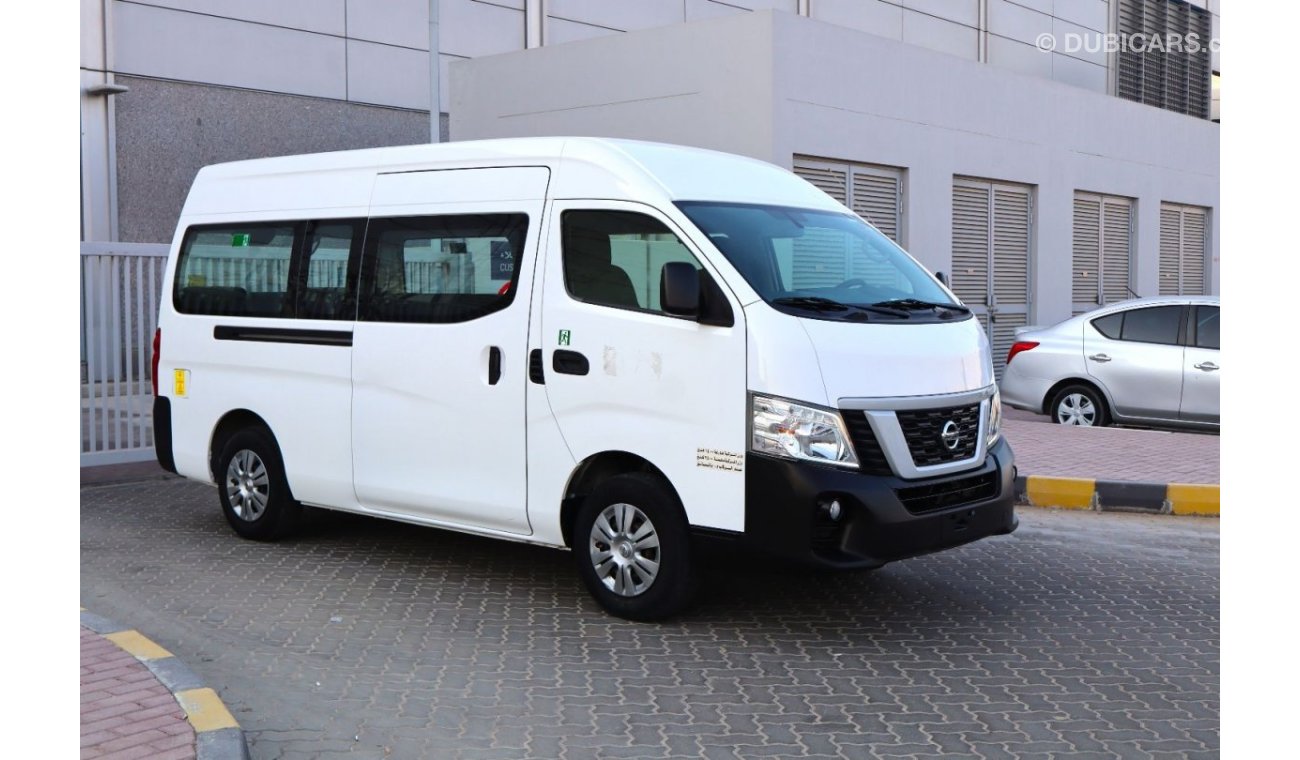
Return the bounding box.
[180,137,843,219]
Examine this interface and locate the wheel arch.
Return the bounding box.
[208,409,276,482]
[559,450,680,548]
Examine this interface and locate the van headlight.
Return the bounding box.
[987,389,1003,447]
[751,394,859,469]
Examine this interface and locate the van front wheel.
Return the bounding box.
[215,428,301,541]
[574,474,695,621]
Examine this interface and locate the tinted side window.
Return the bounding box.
[1091,312,1123,339]
[1194,306,1219,349]
[563,210,701,314]
[174,223,297,317]
[297,221,362,321]
[359,214,528,324]
[1120,305,1182,345]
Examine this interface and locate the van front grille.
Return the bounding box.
[895,470,999,514]
[896,404,981,467]
[841,412,892,476]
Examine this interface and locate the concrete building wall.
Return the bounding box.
[450,10,1218,327]
[82,0,1220,244]
[112,76,428,243]
[450,12,777,160]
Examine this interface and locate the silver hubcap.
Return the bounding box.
[225,449,270,521]
[1057,393,1097,426]
[589,503,660,597]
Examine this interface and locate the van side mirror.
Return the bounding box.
[661,262,701,317]
[660,262,735,326]
[936,271,949,287]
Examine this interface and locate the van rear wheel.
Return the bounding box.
[215,428,301,541]
[574,473,695,621]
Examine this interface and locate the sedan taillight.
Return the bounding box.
[1006,341,1039,365]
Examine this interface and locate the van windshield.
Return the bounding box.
[676,202,962,321]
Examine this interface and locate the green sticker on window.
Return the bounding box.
[231,233,251,247]
[558,329,571,346]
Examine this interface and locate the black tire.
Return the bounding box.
[214,427,302,541]
[1049,384,1110,427]
[573,473,696,622]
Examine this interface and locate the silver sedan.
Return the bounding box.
[999,296,1219,430]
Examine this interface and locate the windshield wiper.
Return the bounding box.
[872,298,970,315]
[773,296,849,312]
[773,296,909,319]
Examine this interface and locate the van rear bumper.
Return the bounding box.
[153,397,177,474]
[738,438,1017,569]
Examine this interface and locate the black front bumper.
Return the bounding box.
[738,438,1017,569]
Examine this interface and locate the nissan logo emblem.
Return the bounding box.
[940,420,961,450]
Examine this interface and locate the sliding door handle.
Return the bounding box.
[488,346,502,385]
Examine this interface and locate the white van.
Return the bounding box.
[153,137,1016,620]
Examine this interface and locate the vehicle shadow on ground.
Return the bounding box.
[287,504,1026,636]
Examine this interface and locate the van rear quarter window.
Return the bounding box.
[358,214,529,324]
[174,223,296,317]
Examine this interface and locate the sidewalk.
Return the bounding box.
[1003,411,1219,484]
[80,611,248,760]
[1001,409,1219,514]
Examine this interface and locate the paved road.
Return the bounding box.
[81,479,1219,759]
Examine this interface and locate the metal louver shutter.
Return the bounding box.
[851,171,900,242]
[992,186,1030,307]
[1101,199,1133,303]
[951,184,990,308]
[793,162,848,205]
[1116,0,1143,103]
[1072,196,1101,306]
[1180,206,1207,294]
[1116,0,1212,119]
[1159,206,1182,295]
[795,157,903,244]
[1160,202,1209,295]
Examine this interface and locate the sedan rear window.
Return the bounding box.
[1091,312,1123,339]
[1119,306,1182,345]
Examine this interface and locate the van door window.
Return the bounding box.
[296,221,362,321]
[174,223,297,317]
[562,210,701,315]
[358,214,528,324]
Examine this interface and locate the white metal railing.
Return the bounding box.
[81,242,168,466]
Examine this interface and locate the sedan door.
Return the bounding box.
[1180,305,1220,423]
[1083,305,1186,421]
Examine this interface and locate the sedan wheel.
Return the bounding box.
[1057,393,1097,426]
[1050,385,1110,427]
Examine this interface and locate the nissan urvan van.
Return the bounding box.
[153,137,1016,620]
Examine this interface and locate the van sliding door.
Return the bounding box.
[350,168,549,535]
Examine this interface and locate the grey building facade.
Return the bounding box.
[80,0,1220,363]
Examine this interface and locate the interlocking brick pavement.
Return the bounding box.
[81,478,1219,759]
[81,626,196,760]
[1002,411,1218,484]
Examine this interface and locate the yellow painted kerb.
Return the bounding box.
[1168,483,1220,516]
[176,688,240,732]
[1025,476,1096,510]
[105,630,173,661]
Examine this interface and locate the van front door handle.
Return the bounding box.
[1088,353,1112,363]
[1194,361,1219,372]
[553,349,590,376]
